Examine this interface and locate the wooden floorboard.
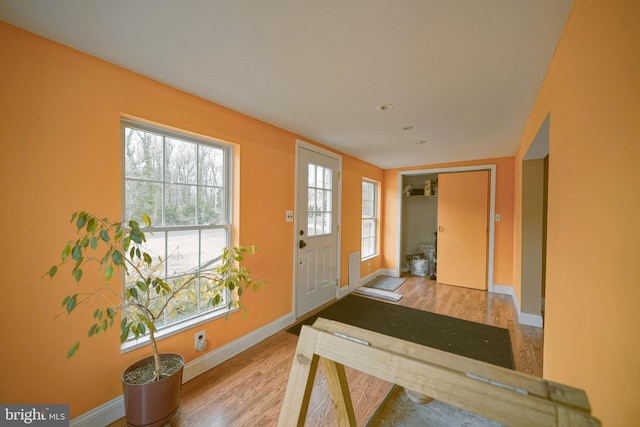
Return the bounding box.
[108,276,543,426]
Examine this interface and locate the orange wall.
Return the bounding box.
[383,157,515,287]
[514,0,640,424]
[340,157,384,279]
[0,22,382,417]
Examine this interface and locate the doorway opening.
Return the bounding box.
[520,114,549,327]
[397,164,497,292]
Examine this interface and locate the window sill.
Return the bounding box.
[120,306,238,354]
[361,254,379,262]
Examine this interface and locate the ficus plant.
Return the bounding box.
[45,211,265,382]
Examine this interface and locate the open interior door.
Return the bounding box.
[437,170,490,290]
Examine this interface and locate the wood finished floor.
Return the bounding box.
[109,276,543,426]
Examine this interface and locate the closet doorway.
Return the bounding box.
[397,165,496,292]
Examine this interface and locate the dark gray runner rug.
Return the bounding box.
[287,294,514,369]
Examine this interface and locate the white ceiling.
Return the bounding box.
[0,0,572,169]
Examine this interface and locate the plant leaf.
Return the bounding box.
[86,216,97,232]
[100,229,109,243]
[142,213,152,227]
[61,244,71,261]
[47,266,58,278]
[67,341,80,359]
[74,268,83,283]
[112,250,123,266]
[90,236,98,250]
[88,324,98,337]
[105,264,114,281]
[66,294,78,313]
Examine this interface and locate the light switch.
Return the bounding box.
[285,210,294,222]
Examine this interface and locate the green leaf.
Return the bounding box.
[126,287,139,299]
[90,236,98,250]
[114,226,123,240]
[47,266,58,278]
[112,250,123,266]
[136,280,148,292]
[142,213,152,227]
[71,243,82,260]
[88,324,98,337]
[130,229,145,245]
[106,307,115,318]
[70,212,78,223]
[100,229,109,243]
[120,324,131,343]
[105,264,114,281]
[61,295,70,307]
[86,217,97,232]
[66,294,78,313]
[61,245,71,261]
[74,268,83,283]
[143,252,152,265]
[93,308,101,319]
[76,212,87,231]
[101,319,108,332]
[67,341,80,359]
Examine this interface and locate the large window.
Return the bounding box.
[122,120,232,336]
[362,179,378,259]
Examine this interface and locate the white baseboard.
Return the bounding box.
[71,312,295,427]
[491,284,544,328]
[380,268,397,277]
[70,395,124,427]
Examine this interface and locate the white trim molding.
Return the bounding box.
[492,285,544,328]
[71,312,295,427]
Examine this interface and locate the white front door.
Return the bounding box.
[296,145,340,317]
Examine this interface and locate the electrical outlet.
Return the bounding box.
[194,330,206,352]
[367,262,371,271]
[285,210,293,222]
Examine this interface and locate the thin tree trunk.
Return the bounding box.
[149,328,161,381]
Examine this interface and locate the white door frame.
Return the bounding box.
[293,139,342,319]
[396,164,497,292]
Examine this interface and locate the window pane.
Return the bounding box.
[308,164,316,187]
[323,212,332,234]
[164,183,197,226]
[201,228,227,268]
[165,137,197,185]
[125,181,163,225]
[199,145,225,187]
[198,186,226,225]
[124,128,163,181]
[166,229,200,277]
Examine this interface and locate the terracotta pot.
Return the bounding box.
[122,353,184,427]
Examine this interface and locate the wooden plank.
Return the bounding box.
[306,319,600,427]
[277,325,320,427]
[547,381,592,413]
[312,318,549,398]
[321,359,357,426]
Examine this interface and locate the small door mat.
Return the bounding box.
[364,275,406,291]
[355,286,402,302]
[286,294,514,369]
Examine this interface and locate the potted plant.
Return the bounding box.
[45,211,265,426]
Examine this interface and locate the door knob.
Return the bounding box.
[299,240,307,249]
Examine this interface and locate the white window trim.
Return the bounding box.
[361,178,379,260]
